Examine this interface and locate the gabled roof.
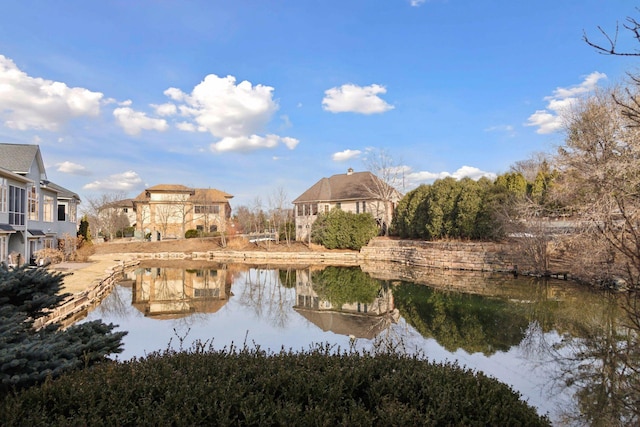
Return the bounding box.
[192,188,234,203]
[0,166,32,184]
[145,184,194,193]
[292,170,391,204]
[0,143,46,178]
[45,181,81,201]
[133,184,233,203]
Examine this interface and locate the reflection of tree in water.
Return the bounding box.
[311,266,380,307]
[304,267,400,344]
[239,268,295,328]
[393,282,529,355]
[92,277,131,320]
[531,293,640,426]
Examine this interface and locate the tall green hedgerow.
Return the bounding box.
[0,343,550,426]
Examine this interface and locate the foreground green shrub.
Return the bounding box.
[0,344,549,426]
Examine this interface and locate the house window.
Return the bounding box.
[297,205,303,216]
[43,195,54,222]
[356,202,360,214]
[0,178,6,212]
[195,205,220,214]
[58,204,66,221]
[209,225,217,232]
[324,205,329,213]
[194,288,220,298]
[362,201,366,213]
[312,204,318,215]
[69,200,77,223]
[43,238,54,249]
[196,225,204,231]
[8,185,25,226]
[28,186,38,221]
[336,202,341,210]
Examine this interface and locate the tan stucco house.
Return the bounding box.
[132,184,233,240]
[292,168,401,242]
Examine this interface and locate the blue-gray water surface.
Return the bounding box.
[80,262,634,426]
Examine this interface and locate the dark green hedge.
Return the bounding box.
[312,210,379,250]
[1,345,550,426]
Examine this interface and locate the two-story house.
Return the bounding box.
[132,184,233,240]
[0,143,80,266]
[292,168,401,242]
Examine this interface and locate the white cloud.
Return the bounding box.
[484,124,515,137]
[322,83,394,114]
[162,74,297,153]
[526,71,607,134]
[56,161,91,176]
[83,170,143,191]
[152,102,177,116]
[403,165,496,189]
[210,134,299,153]
[410,0,426,6]
[176,121,197,132]
[0,55,103,131]
[281,136,300,150]
[113,106,169,135]
[332,149,362,162]
[164,74,278,138]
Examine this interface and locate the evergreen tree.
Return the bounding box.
[77,215,92,243]
[0,266,126,392]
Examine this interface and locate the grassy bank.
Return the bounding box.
[1,344,549,426]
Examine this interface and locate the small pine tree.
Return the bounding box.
[0,266,126,392]
[77,215,92,243]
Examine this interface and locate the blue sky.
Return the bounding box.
[0,1,637,210]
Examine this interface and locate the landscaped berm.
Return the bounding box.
[1,345,550,426]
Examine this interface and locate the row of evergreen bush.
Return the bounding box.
[0,343,550,426]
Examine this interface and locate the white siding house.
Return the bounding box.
[0,143,80,266]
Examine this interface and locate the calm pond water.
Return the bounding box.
[80,262,635,426]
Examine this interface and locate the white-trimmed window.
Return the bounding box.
[0,178,7,212]
[28,186,38,221]
[43,195,54,222]
[8,185,25,226]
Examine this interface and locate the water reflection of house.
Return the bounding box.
[132,267,231,319]
[293,268,399,339]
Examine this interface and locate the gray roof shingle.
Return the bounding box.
[0,143,41,174]
[292,171,390,204]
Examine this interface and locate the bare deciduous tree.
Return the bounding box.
[362,148,404,236]
[83,192,130,241]
[268,187,292,245]
[555,86,640,289]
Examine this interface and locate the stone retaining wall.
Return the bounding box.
[121,239,552,274]
[360,239,536,273]
[127,250,360,266]
[36,259,140,329]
